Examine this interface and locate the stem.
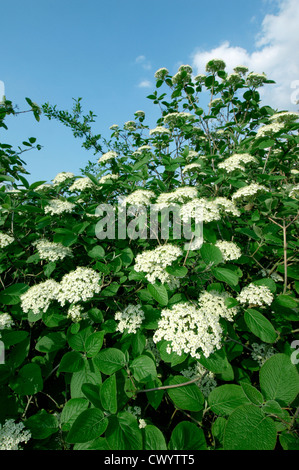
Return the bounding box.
[136,371,209,395]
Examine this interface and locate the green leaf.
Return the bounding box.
[143,425,167,450]
[131,355,157,383]
[100,374,117,414]
[208,384,250,416]
[259,353,299,406]
[241,382,264,405]
[200,243,223,266]
[211,267,239,286]
[165,265,188,277]
[67,326,93,352]
[157,340,188,366]
[167,376,204,412]
[60,398,89,432]
[262,399,285,417]
[212,417,227,445]
[223,404,277,450]
[85,331,105,357]
[199,348,234,381]
[244,309,277,343]
[35,331,66,353]
[106,412,143,450]
[88,245,105,259]
[147,284,168,306]
[0,283,28,305]
[25,410,58,439]
[9,363,43,396]
[275,294,298,309]
[169,421,207,450]
[58,351,85,373]
[81,383,102,409]
[1,330,28,347]
[94,348,126,375]
[66,408,108,444]
[70,358,102,398]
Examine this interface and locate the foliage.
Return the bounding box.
[0,61,299,451]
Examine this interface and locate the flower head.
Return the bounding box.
[0,419,31,450]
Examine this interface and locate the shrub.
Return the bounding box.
[0,61,298,450]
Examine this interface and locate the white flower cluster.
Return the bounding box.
[181,362,217,398]
[180,196,240,225]
[206,59,226,73]
[124,121,136,131]
[153,301,223,359]
[0,419,31,450]
[172,65,193,85]
[115,304,145,334]
[121,189,155,207]
[155,187,198,209]
[99,174,119,184]
[67,304,88,323]
[153,290,238,359]
[69,177,95,192]
[0,312,14,330]
[154,67,169,80]
[21,267,101,315]
[210,98,223,107]
[32,239,73,262]
[268,111,299,123]
[134,244,183,288]
[215,240,242,261]
[289,184,299,199]
[226,73,242,85]
[149,126,171,136]
[134,110,145,117]
[35,183,52,192]
[231,183,269,202]
[180,198,220,224]
[163,112,194,126]
[57,267,101,306]
[255,122,284,138]
[218,153,257,173]
[233,65,249,75]
[237,283,274,307]
[197,290,239,322]
[251,342,276,367]
[0,232,14,248]
[246,72,267,87]
[186,150,200,160]
[194,74,206,83]
[20,279,60,315]
[44,199,75,215]
[182,163,202,174]
[98,150,118,164]
[214,197,241,217]
[52,172,75,185]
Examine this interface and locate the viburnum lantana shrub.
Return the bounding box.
[0,60,299,451]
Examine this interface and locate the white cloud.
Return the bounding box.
[135,55,152,70]
[191,0,299,110]
[138,80,152,88]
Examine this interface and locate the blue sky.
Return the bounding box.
[1,0,299,184]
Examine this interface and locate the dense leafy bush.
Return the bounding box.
[0,60,299,450]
